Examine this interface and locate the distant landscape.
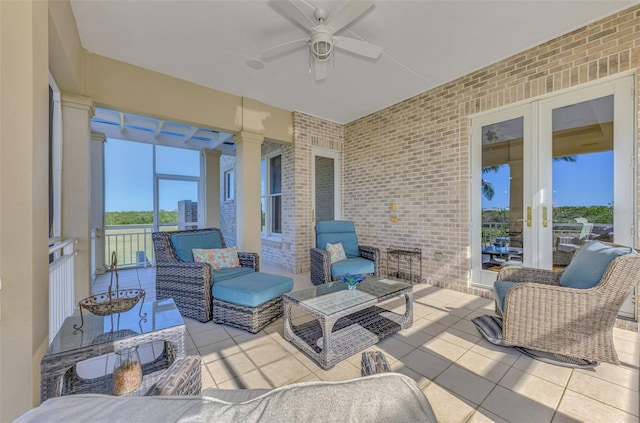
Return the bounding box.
[483,205,613,224]
[105,210,178,226]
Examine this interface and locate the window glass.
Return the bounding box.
[156,145,200,177]
[270,155,281,194]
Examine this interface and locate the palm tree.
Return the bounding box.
[482,156,577,200]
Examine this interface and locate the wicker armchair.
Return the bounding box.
[310,220,380,286]
[152,228,259,322]
[495,246,640,364]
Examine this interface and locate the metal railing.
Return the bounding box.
[104,225,155,268]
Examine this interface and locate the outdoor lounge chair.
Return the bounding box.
[552,218,594,266]
[494,241,639,364]
[152,228,259,322]
[309,220,380,285]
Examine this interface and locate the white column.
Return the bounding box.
[61,93,94,302]
[235,131,263,256]
[91,132,106,275]
[202,149,222,228]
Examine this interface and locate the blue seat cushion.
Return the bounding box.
[212,266,254,283]
[330,257,375,278]
[493,281,516,313]
[213,272,294,308]
[170,231,223,262]
[559,241,634,289]
[316,220,360,258]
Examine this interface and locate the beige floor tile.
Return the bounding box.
[434,364,495,405]
[442,304,474,319]
[315,359,361,381]
[373,336,416,362]
[499,367,565,410]
[271,333,304,355]
[421,382,476,423]
[436,327,481,349]
[613,327,640,343]
[553,389,638,423]
[206,351,257,384]
[567,371,638,416]
[184,318,217,335]
[233,331,275,350]
[413,302,438,318]
[512,354,573,387]
[618,350,640,370]
[576,362,639,391]
[423,310,462,327]
[291,373,322,384]
[393,325,436,347]
[401,348,451,380]
[292,351,323,372]
[198,338,242,363]
[415,319,449,337]
[450,317,484,337]
[390,360,432,388]
[201,366,217,390]
[189,325,231,347]
[614,336,640,356]
[260,355,313,386]
[455,350,510,383]
[467,408,509,423]
[420,337,468,362]
[216,368,274,390]
[470,338,521,366]
[242,341,290,368]
[483,385,556,423]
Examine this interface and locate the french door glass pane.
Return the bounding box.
[481,117,524,271]
[551,95,613,268]
[315,156,335,221]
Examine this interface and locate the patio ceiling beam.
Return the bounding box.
[185,127,198,143]
[155,120,164,138]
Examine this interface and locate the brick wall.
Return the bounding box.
[343,5,640,304]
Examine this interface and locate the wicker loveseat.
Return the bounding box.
[494,241,639,364]
[152,228,259,322]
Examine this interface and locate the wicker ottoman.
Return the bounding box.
[212,272,294,333]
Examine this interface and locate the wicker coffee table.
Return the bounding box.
[41,298,186,403]
[283,277,413,370]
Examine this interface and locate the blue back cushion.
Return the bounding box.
[170,231,223,262]
[316,220,360,258]
[559,241,633,289]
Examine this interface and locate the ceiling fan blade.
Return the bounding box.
[333,36,382,59]
[314,59,328,81]
[326,0,374,33]
[261,38,309,60]
[270,0,316,32]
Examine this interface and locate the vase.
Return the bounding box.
[346,282,358,290]
[113,346,142,395]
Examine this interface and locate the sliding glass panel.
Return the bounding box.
[158,179,199,231]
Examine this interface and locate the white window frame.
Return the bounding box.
[49,72,62,244]
[224,169,234,201]
[261,151,282,240]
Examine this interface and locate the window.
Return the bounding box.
[224,170,234,201]
[261,152,282,238]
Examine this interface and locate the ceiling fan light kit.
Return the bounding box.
[265,0,383,80]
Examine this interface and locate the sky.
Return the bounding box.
[105,139,200,212]
[482,151,613,209]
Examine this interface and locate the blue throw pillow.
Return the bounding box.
[559,241,633,289]
[170,231,223,262]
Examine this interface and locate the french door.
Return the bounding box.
[312,148,341,223]
[471,75,635,317]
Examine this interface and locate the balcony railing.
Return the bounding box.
[104,225,155,268]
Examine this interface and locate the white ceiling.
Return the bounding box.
[70,0,637,125]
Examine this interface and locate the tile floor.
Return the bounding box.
[93,265,640,423]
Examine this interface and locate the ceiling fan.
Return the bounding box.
[262,0,383,80]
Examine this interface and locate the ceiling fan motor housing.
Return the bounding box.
[311,30,333,61]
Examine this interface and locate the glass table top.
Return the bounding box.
[284,277,411,317]
[46,298,184,356]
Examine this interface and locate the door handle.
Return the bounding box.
[516,206,532,227]
[542,206,555,227]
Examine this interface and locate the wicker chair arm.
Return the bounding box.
[238,252,260,272]
[145,356,202,396]
[310,247,332,285]
[358,245,380,277]
[496,266,562,285]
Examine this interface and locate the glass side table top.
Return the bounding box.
[46,298,183,356]
[284,277,411,316]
